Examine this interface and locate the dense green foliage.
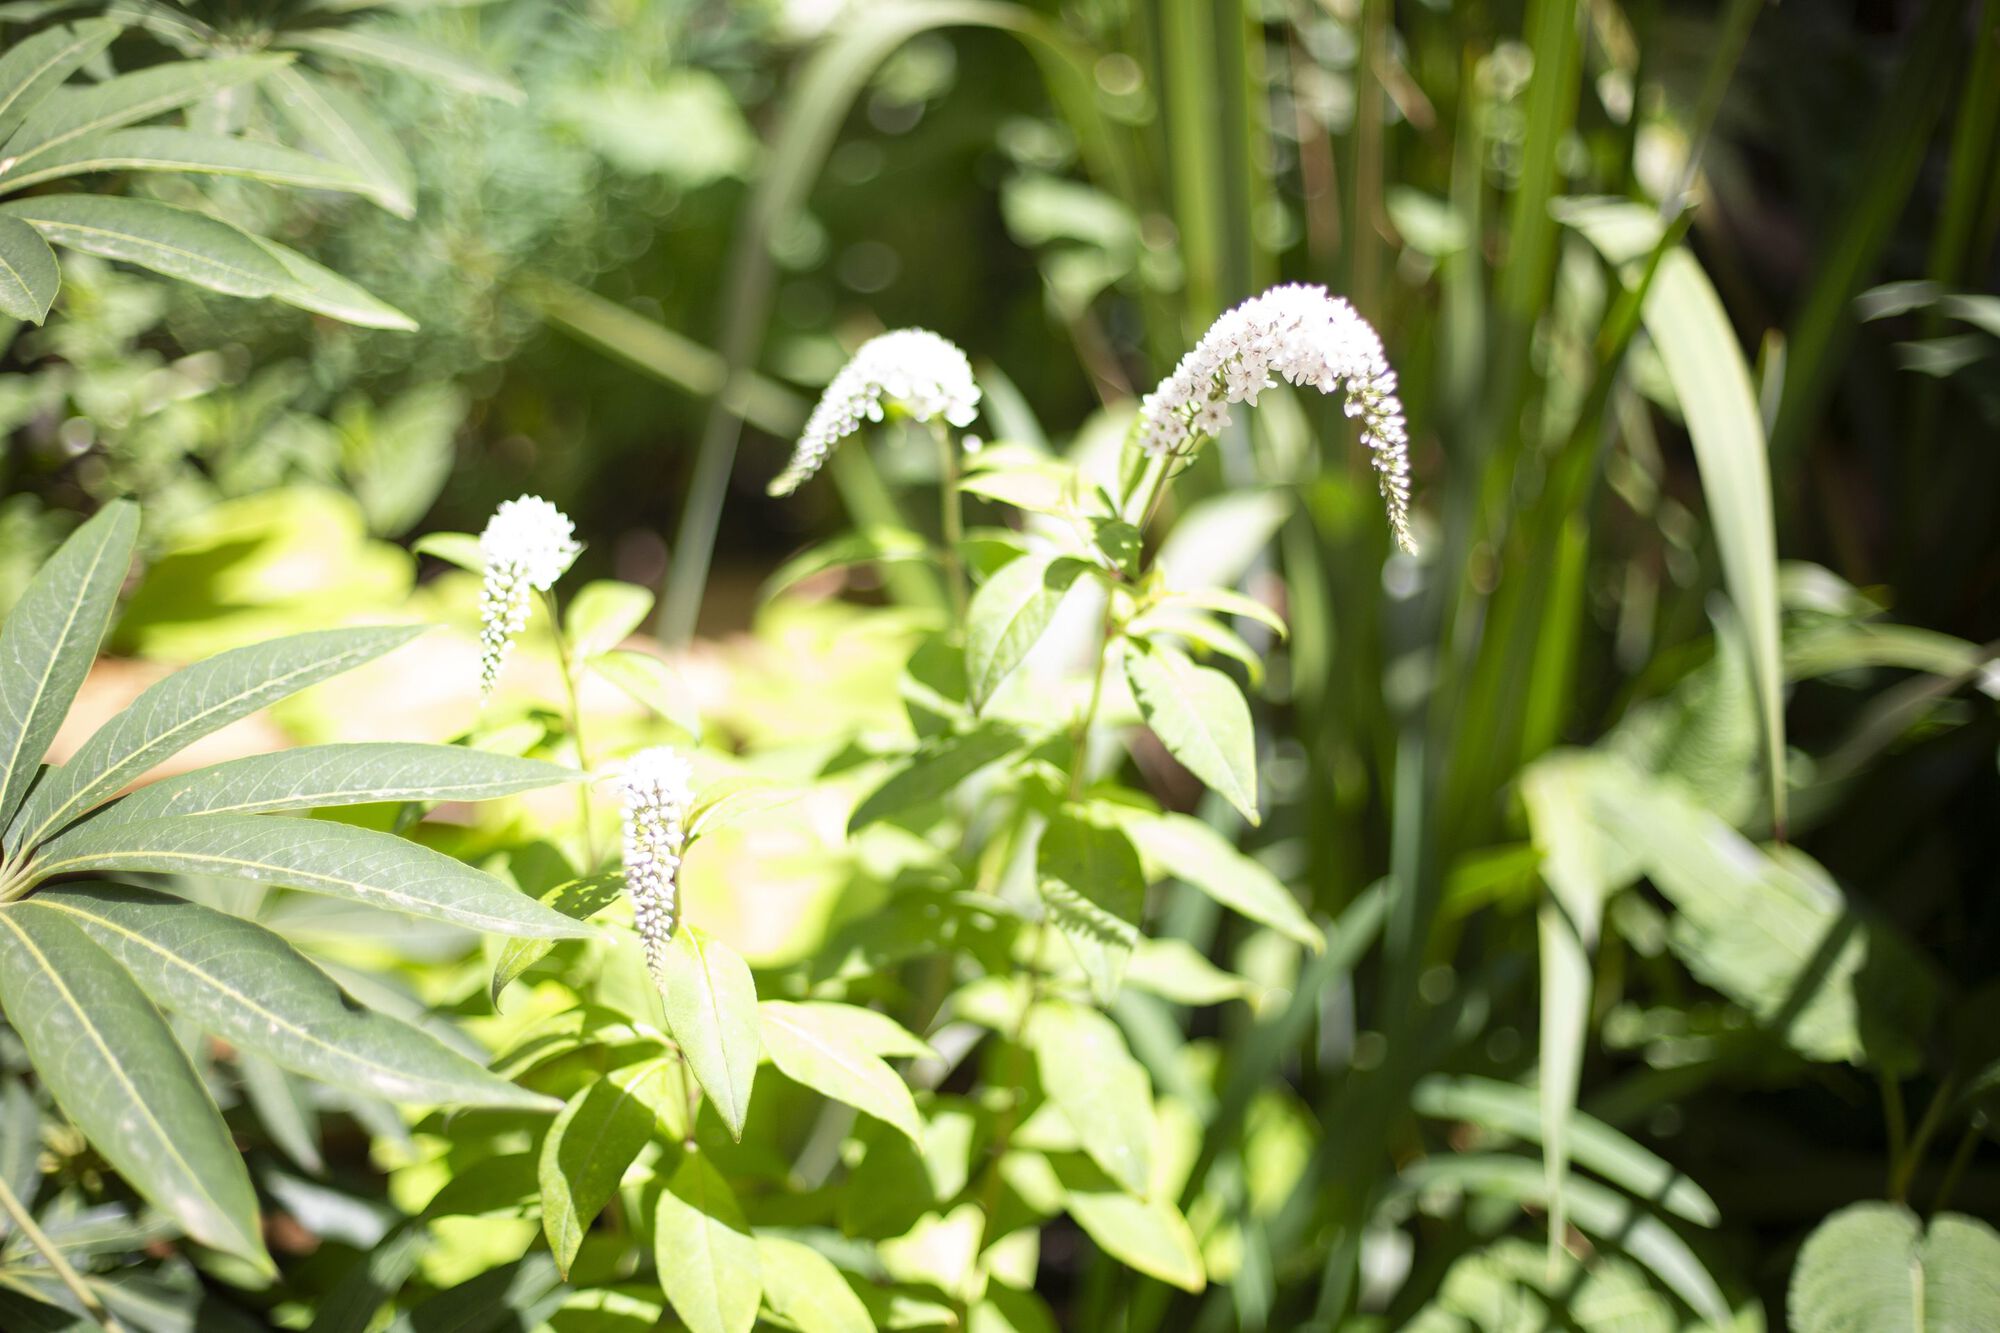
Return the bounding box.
[1,0,1997,1330]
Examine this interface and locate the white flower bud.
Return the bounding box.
[768,328,981,496]
[477,495,581,698]
[615,746,695,984]
[1137,285,1415,552]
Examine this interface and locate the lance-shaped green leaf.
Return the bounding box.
[1411,1074,1719,1226]
[0,213,57,323]
[0,501,136,836]
[2,56,287,168]
[2,196,290,298]
[93,743,576,828]
[1789,1203,2000,1333]
[252,235,415,331]
[964,553,1090,709]
[491,872,627,1007]
[661,926,760,1140]
[274,29,524,103]
[29,815,591,939]
[655,1151,762,1333]
[32,883,554,1110]
[540,1066,668,1275]
[588,649,702,739]
[760,1000,924,1143]
[1119,811,1320,950]
[754,1235,873,1333]
[1,128,379,196]
[848,721,1025,833]
[1038,807,1144,1003]
[1027,1000,1152,1196]
[1055,1157,1204,1293]
[0,21,120,146]
[265,65,415,217]
[1124,641,1260,825]
[10,626,421,851]
[0,903,270,1271]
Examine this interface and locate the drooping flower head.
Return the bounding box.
[477,495,581,698]
[615,746,695,984]
[768,328,981,497]
[1137,285,1415,552]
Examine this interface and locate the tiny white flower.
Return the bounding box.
[615,746,695,985]
[768,328,981,496]
[477,495,581,698]
[1137,284,1416,552]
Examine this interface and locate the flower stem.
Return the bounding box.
[934,422,968,622]
[0,1173,125,1332]
[542,589,599,870]
[1068,601,1120,801]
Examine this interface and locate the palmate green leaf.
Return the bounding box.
[1037,806,1144,1003]
[1053,1156,1205,1293]
[963,552,1090,709]
[0,55,287,169]
[1119,810,1321,950]
[265,65,416,218]
[655,1151,762,1333]
[1,195,291,297]
[540,1067,668,1276]
[0,903,270,1271]
[31,882,554,1110]
[0,213,57,323]
[9,626,421,853]
[273,29,524,104]
[847,721,1025,833]
[92,742,577,827]
[0,127,379,196]
[1027,999,1152,1196]
[251,235,416,330]
[1790,1203,2000,1333]
[29,815,592,939]
[0,501,136,838]
[754,1235,874,1333]
[759,1000,924,1143]
[0,20,120,146]
[1123,641,1260,825]
[1411,1075,1719,1227]
[661,926,760,1140]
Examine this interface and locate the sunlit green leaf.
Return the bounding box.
[0,214,57,323]
[660,926,760,1140]
[541,1068,667,1275]
[754,1234,874,1333]
[760,1000,924,1143]
[964,553,1090,709]
[655,1151,761,1333]
[1027,1000,1151,1196]
[1124,641,1259,825]
[1037,806,1144,1003]
[1789,1203,2000,1333]
[1120,811,1319,950]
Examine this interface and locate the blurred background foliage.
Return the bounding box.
[2,0,1998,1328]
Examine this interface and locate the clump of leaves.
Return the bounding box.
[0,500,583,1289]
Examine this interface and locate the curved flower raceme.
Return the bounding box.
[1138,284,1415,552]
[615,746,695,985]
[768,328,981,497]
[477,495,581,698]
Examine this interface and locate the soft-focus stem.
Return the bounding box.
[1931,1122,1981,1215]
[1890,1075,1956,1203]
[933,422,968,622]
[1068,601,1120,801]
[542,589,600,870]
[0,1173,125,1332]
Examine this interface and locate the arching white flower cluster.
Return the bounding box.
[1137,284,1415,552]
[768,328,981,497]
[477,495,581,698]
[616,746,695,984]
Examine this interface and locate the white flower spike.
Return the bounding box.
[1138,284,1415,552]
[768,328,981,496]
[616,746,695,984]
[477,495,581,698]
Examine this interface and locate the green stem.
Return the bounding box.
[0,1173,125,1332]
[1891,1077,1957,1204]
[1068,601,1121,802]
[1930,1122,1981,1215]
[934,422,968,623]
[542,589,599,870]
[1881,1073,1909,1194]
